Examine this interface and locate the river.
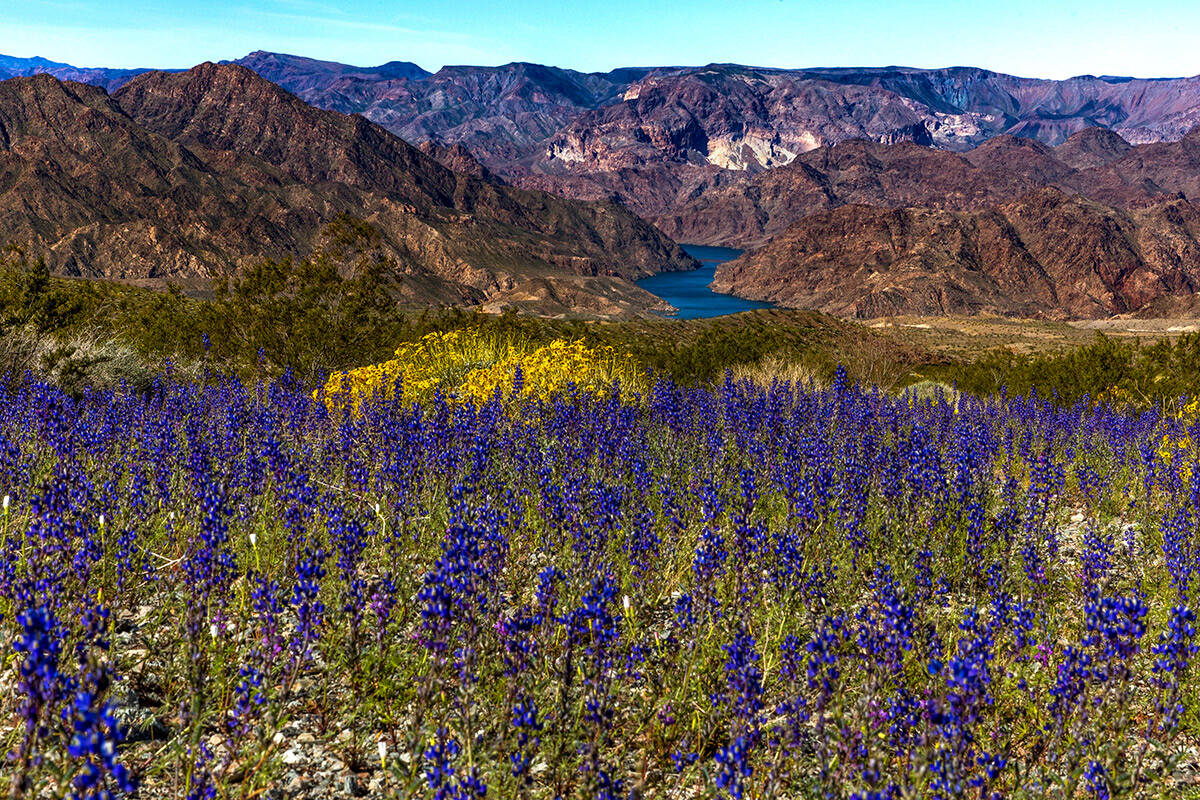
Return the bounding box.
[636,244,773,319]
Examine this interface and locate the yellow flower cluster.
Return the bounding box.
[318,329,643,413]
[456,337,641,404]
[1159,397,1200,482]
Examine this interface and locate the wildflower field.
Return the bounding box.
[4,339,1200,799]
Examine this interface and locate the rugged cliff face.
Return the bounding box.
[656,128,1200,247]
[11,52,1200,244]
[654,137,1072,247]
[0,65,694,315]
[210,57,1200,225]
[712,190,1200,319]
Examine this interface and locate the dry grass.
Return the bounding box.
[729,355,826,390]
[0,325,199,394]
[901,379,961,406]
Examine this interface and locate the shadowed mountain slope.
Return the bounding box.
[0,65,694,315]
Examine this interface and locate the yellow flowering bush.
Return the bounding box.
[1159,397,1200,482]
[318,328,644,412]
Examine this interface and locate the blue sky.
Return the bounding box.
[3,0,1199,78]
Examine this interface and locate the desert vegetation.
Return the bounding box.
[10,24,1200,800]
[3,312,1200,798]
[9,248,1200,405]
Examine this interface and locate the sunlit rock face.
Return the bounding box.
[711,189,1200,320]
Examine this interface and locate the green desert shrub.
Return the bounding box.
[939,332,1200,406]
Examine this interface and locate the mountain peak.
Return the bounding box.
[1063,126,1130,144]
[0,62,693,312]
[113,62,307,144]
[231,51,431,82]
[372,60,430,80]
[120,60,269,94]
[1055,126,1133,169]
[114,62,448,201]
[0,72,117,136]
[2,71,76,90]
[0,72,130,154]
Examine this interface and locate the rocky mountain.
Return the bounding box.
[220,56,1200,162]
[789,67,1200,146]
[215,58,1200,227]
[11,52,1200,237]
[654,136,1073,247]
[656,127,1200,247]
[1053,126,1134,170]
[231,51,644,167]
[0,54,167,91]
[1083,127,1200,207]
[0,65,694,316]
[230,51,430,89]
[711,190,1200,319]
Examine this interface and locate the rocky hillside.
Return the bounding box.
[658,127,1200,246]
[712,190,1200,319]
[654,136,1071,247]
[220,58,1200,224]
[0,65,694,316]
[12,53,1200,229]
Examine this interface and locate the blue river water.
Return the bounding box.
[636,244,774,319]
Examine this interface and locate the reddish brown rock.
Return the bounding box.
[712,190,1200,319]
[417,141,499,182]
[658,128,1200,247]
[0,65,694,314]
[1054,127,1134,170]
[655,136,1084,247]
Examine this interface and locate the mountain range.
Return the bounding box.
[0,62,693,317]
[7,51,1200,319]
[8,53,1200,210]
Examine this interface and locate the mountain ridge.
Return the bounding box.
[8,52,1200,176]
[654,126,1200,247]
[712,189,1200,319]
[0,64,694,317]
